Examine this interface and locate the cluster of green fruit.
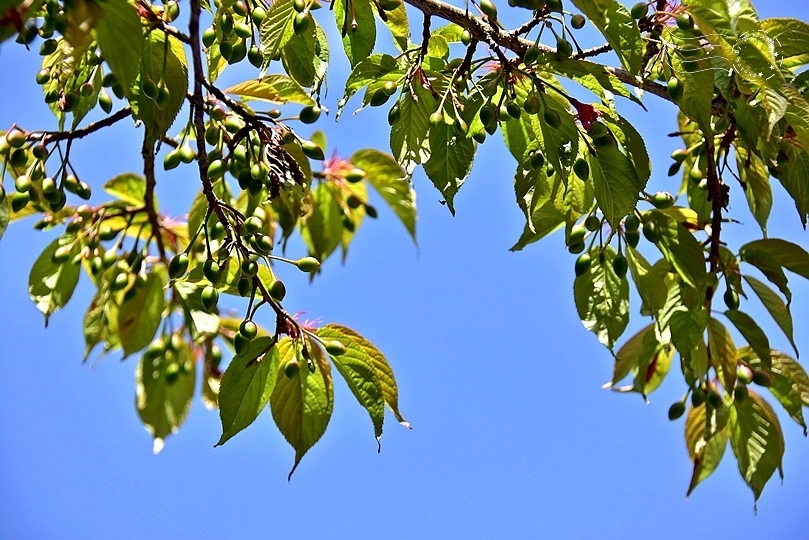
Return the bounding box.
[667,364,771,420]
[571,191,675,278]
[0,128,92,213]
[143,332,195,386]
[13,0,69,47]
[202,0,269,68]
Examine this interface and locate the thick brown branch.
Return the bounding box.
[141,135,165,260]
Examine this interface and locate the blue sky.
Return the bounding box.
[2,2,809,538]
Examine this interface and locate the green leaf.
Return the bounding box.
[0,197,8,241]
[224,74,314,105]
[761,18,809,69]
[775,146,809,226]
[740,237,809,284]
[735,146,772,233]
[270,337,333,479]
[608,323,658,387]
[743,275,798,357]
[130,32,188,145]
[729,389,785,503]
[216,336,278,445]
[573,245,630,350]
[645,210,707,289]
[333,0,376,67]
[316,327,385,442]
[546,57,637,104]
[423,120,475,215]
[351,148,416,242]
[338,53,400,114]
[118,266,166,358]
[282,21,329,89]
[300,182,343,263]
[135,339,196,453]
[322,323,409,427]
[708,317,737,392]
[103,173,147,206]
[93,0,144,97]
[259,0,297,60]
[723,309,771,368]
[390,81,435,174]
[590,144,641,227]
[570,0,644,73]
[626,246,668,317]
[28,234,82,325]
[685,403,729,497]
[741,348,809,434]
[669,307,709,380]
[382,2,409,51]
[537,96,579,178]
[600,112,651,186]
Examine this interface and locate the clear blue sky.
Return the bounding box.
[2,2,809,538]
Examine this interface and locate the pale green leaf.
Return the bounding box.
[708,317,737,392]
[743,274,798,357]
[118,266,167,358]
[224,74,314,105]
[135,339,195,453]
[28,234,82,325]
[270,337,333,479]
[103,173,147,206]
[390,81,435,173]
[423,121,475,215]
[0,198,8,241]
[93,0,144,97]
[685,403,729,497]
[590,144,641,227]
[741,348,809,434]
[351,148,416,241]
[626,246,668,317]
[259,0,297,60]
[333,0,376,67]
[573,245,630,350]
[735,146,772,233]
[569,0,644,73]
[761,18,809,69]
[729,389,785,502]
[216,336,278,445]
[645,210,707,289]
[300,182,343,262]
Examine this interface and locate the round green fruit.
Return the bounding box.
[572,158,590,180]
[200,285,219,311]
[429,110,444,127]
[737,365,754,385]
[461,30,472,46]
[584,215,601,232]
[570,14,586,29]
[668,401,686,421]
[5,129,26,148]
[667,77,683,101]
[543,109,562,129]
[676,13,694,31]
[630,1,648,19]
[523,46,539,65]
[269,279,286,301]
[202,27,216,47]
[241,260,259,277]
[293,11,311,34]
[284,358,301,379]
[299,104,321,124]
[642,221,660,243]
[233,332,250,355]
[723,288,740,310]
[297,256,320,273]
[325,340,346,356]
[240,320,258,340]
[345,168,366,183]
[691,387,706,407]
[163,149,181,170]
[574,253,592,277]
[734,385,748,402]
[301,140,325,160]
[203,259,221,283]
[387,103,401,125]
[624,213,640,232]
[556,37,573,58]
[707,390,723,409]
[243,216,263,234]
[752,369,772,387]
[651,191,674,209]
[523,95,541,115]
[612,254,628,278]
[207,159,226,179]
[671,148,689,162]
[370,88,391,107]
[168,253,189,279]
[479,0,498,20]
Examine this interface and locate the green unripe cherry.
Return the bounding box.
[676,13,694,31]
[200,285,219,311]
[642,221,660,243]
[584,215,601,232]
[163,149,181,170]
[370,88,391,107]
[523,46,539,65]
[567,224,587,247]
[523,95,541,115]
[630,2,648,20]
[14,174,32,193]
[543,109,562,129]
[240,320,258,340]
[345,168,366,183]
[667,77,683,101]
[736,365,754,385]
[168,253,190,279]
[243,216,263,234]
[284,358,301,379]
[624,213,640,232]
[574,253,592,277]
[429,110,444,127]
[707,390,723,409]
[752,369,772,387]
[671,148,689,162]
[297,256,320,273]
[734,385,748,402]
[10,191,30,212]
[301,140,325,160]
[612,254,628,278]
[479,0,498,21]
[651,191,674,209]
[293,11,311,34]
[572,158,590,180]
[668,401,686,421]
[723,288,740,310]
[207,159,226,179]
[461,30,472,46]
[241,260,259,277]
[570,14,586,29]
[691,387,706,407]
[6,128,26,148]
[202,27,216,47]
[299,104,321,124]
[556,37,573,58]
[387,103,401,125]
[252,6,268,22]
[325,340,346,356]
[269,279,286,301]
[203,259,221,283]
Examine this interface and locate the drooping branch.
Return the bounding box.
[31,107,132,144]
